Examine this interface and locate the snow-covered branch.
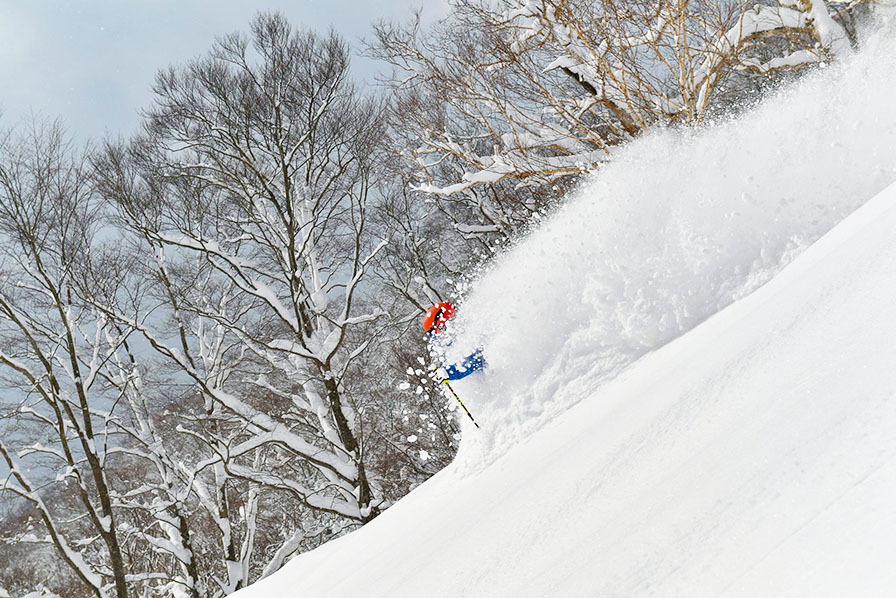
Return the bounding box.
[373,0,863,207]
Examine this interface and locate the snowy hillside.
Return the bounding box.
[235,28,896,598]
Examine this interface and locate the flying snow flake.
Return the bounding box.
[407,435,418,443]
[418,450,430,461]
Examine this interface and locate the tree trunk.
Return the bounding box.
[322,374,379,522]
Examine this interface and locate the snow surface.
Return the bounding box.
[235,27,896,598]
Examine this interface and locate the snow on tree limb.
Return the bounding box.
[412,148,609,196]
[0,440,107,596]
[375,0,863,205]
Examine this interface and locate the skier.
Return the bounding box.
[423,301,485,381]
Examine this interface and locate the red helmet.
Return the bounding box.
[423,302,455,335]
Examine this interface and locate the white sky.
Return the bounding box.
[0,0,446,140]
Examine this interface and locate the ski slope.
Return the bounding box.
[236,27,896,598]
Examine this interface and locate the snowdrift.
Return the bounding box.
[236,27,896,598]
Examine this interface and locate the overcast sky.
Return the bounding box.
[0,0,446,140]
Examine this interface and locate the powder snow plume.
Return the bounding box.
[444,27,896,473]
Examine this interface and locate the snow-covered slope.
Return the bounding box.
[447,29,896,473]
[236,28,896,598]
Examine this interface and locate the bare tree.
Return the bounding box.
[371,0,865,203]
[94,14,389,534]
[0,121,134,598]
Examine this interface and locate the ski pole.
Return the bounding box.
[442,379,480,428]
